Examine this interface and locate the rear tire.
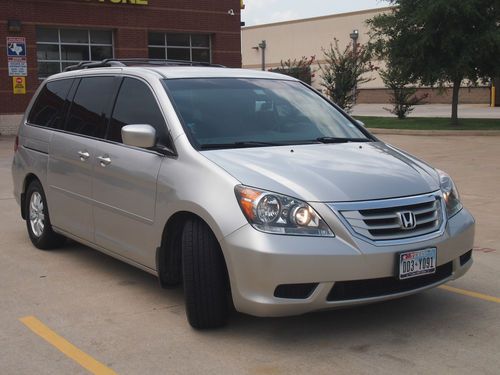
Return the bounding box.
[182,218,229,329]
[25,180,66,250]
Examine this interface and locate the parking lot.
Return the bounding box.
[0,133,499,375]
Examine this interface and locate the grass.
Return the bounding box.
[356,116,500,130]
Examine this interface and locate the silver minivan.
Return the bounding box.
[12,60,475,329]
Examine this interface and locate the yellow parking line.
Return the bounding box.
[439,285,500,304]
[20,316,117,375]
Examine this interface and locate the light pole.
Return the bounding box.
[350,30,359,104]
[350,29,359,51]
[252,40,267,71]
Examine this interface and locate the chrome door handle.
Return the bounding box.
[78,151,90,161]
[97,156,112,167]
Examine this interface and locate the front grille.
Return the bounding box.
[337,195,443,241]
[327,262,453,301]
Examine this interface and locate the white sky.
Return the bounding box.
[242,0,390,26]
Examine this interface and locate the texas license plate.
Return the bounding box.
[398,248,437,280]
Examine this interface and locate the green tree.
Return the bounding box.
[380,62,428,119]
[368,0,500,125]
[319,39,375,112]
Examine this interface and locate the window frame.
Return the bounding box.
[147,32,211,63]
[36,27,115,79]
[63,75,120,139]
[27,74,177,157]
[106,75,176,155]
[27,78,76,129]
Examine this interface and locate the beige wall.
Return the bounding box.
[242,8,392,89]
[241,7,491,105]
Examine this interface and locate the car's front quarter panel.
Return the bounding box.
[154,134,247,253]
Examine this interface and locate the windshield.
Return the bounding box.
[163,78,370,149]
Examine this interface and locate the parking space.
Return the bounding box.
[0,134,499,375]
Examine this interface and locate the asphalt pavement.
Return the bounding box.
[0,134,499,375]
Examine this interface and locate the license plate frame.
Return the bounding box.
[398,248,437,280]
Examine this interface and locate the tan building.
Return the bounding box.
[242,8,490,104]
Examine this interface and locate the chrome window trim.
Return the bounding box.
[327,191,447,246]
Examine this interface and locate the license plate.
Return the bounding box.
[398,248,437,280]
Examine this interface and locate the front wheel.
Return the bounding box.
[182,218,230,329]
[25,180,66,250]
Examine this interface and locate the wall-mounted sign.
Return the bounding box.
[7,37,26,57]
[13,76,26,95]
[8,57,27,77]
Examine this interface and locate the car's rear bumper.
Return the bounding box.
[222,207,475,317]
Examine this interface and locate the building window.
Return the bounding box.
[148,32,211,63]
[36,27,114,79]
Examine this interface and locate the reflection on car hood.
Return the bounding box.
[201,142,440,202]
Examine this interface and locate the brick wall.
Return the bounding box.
[0,0,242,125]
[358,87,491,104]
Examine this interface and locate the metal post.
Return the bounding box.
[349,30,359,104]
[258,40,267,71]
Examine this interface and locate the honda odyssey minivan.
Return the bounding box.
[12,59,475,329]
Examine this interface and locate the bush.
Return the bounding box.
[269,56,316,85]
[380,64,428,119]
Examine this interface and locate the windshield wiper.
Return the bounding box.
[315,137,372,144]
[200,141,281,150]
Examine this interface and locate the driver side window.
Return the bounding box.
[108,78,168,145]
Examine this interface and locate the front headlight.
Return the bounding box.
[437,169,463,218]
[234,185,334,237]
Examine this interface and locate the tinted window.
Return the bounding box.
[66,77,115,138]
[28,79,73,129]
[108,78,167,144]
[164,78,368,148]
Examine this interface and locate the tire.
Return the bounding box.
[25,180,66,250]
[182,218,229,329]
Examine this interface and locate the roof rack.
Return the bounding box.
[64,58,226,72]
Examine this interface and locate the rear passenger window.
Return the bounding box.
[66,77,115,138]
[108,78,167,144]
[28,79,73,129]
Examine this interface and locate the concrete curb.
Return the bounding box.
[368,128,500,136]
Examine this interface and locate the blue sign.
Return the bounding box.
[7,37,26,57]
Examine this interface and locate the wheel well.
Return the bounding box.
[156,212,229,289]
[20,174,40,220]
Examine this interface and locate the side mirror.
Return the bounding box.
[356,120,365,127]
[121,124,156,148]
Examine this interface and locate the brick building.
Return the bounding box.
[1,0,243,134]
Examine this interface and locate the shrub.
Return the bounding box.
[269,56,316,85]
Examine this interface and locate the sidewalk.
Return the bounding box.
[352,104,500,119]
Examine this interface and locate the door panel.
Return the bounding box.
[91,77,171,267]
[48,132,95,240]
[47,76,116,242]
[92,143,162,267]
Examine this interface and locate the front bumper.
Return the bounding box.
[222,207,475,317]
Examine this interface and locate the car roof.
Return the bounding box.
[46,66,298,82]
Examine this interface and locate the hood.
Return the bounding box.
[201,142,440,202]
